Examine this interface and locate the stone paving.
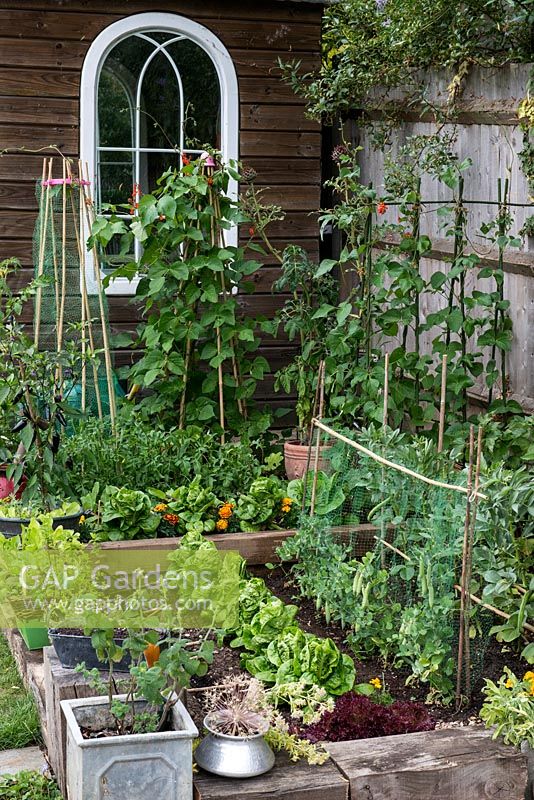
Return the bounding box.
[0,746,46,776]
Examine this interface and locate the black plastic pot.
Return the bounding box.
[0,511,83,539]
[48,629,132,672]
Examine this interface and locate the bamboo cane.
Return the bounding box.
[302,361,323,513]
[57,158,68,358]
[216,325,225,444]
[73,161,103,418]
[456,424,475,709]
[49,205,61,350]
[453,586,534,634]
[463,425,483,699]
[81,162,117,428]
[310,363,326,516]
[77,160,103,419]
[437,354,448,453]
[179,332,192,430]
[211,184,246,419]
[34,158,53,348]
[312,419,487,500]
[382,351,389,429]
[65,162,97,412]
[205,169,226,444]
[64,161,87,413]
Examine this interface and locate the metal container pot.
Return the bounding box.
[49,629,132,672]
[194,713,275,778]
[62,693,197,800]
[0,510,83,538]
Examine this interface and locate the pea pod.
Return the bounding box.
[426,563,433,607]
[353,570,363,596]
[361,582,371,609]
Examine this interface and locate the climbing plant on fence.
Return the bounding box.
[249,141,520,436]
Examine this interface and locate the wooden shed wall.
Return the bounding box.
[0,0,323,412]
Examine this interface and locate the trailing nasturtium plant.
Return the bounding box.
[89,155,270,435]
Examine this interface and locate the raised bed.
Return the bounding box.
[6,635,530,800]
[4,631,532,800]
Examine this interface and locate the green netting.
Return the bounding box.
[32,179,117,418]
[284,426,491,704]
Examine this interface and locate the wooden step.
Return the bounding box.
[327,726,528,800]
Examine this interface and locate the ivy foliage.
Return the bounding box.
[283,0,533,120]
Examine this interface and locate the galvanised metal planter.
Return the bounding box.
[194,713,275,778]
[61,694,198,800]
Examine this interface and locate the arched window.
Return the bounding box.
[80,13,239,294]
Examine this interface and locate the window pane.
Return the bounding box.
[139,152,181,195]
[166,39,220,149]
[139,50,182,150]
[98,151,134,206]
[98,69,133,148]
[98,36,154,148]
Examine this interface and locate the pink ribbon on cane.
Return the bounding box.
[42,177,91,186]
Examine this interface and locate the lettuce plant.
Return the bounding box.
[303,692,435,742]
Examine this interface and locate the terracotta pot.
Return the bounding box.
[284,439,332,481]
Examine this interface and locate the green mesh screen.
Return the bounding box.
[32,178,118,418]
[287,426,490,704]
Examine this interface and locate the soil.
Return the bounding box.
[187,565,528,729]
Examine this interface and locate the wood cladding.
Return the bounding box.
[0,0,323,408]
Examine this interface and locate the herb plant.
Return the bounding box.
[480,668,534,747]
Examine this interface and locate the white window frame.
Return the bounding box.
[80,12,239,296]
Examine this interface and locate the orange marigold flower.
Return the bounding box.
[377,201,388,215]
[144,643,161,668]
[281,505,291,514]
[282,497,293,506]
[219,504,233,519]
[153,503,168,513]
[163,512,180,526]
[216,518,228,531]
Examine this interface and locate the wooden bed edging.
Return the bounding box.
[95,522,384,565]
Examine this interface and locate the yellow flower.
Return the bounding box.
[281,505,291,514]
[505,678,515,689]
[79,515,86,524]
[523,671,534,682]
[219,504,233,520]
[216,518,228,531]
[153,503,168,513]
[369,677,382,690]
[282,497,293,506]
